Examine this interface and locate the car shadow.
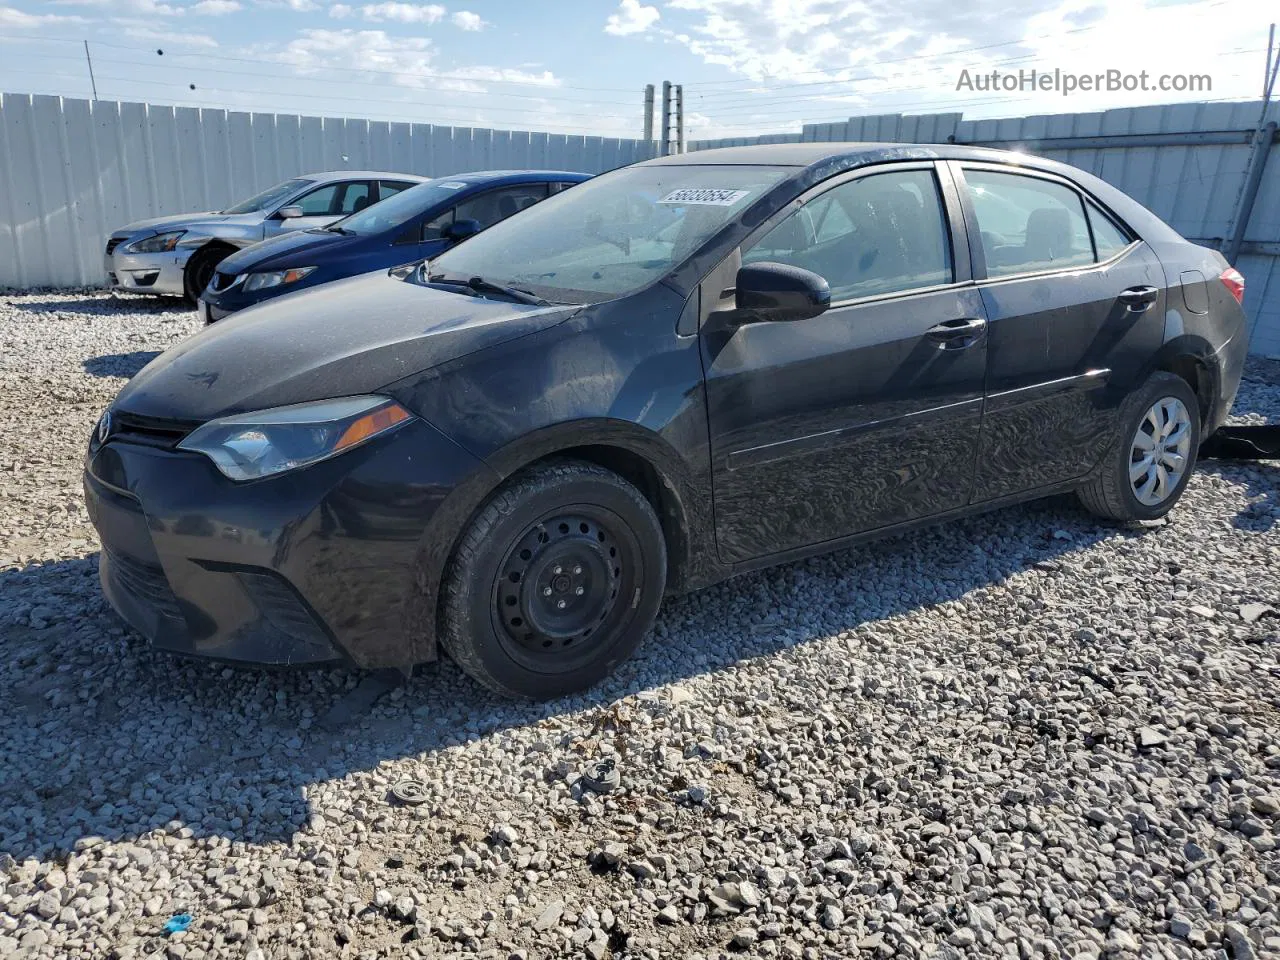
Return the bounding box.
[83,351,162,379]
[10,295,191,317]
[1198,459,1280,532]
[0,495,1129,863]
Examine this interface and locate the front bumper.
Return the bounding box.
[84,418,493,667]
[105,241,193,296]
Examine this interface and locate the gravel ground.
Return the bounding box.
[1,290,1279,960]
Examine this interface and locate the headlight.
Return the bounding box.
[243,267,317,292]
[177,396,413,482]
[388,259,425,281]
[128,231,185,253]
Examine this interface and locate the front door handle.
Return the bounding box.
[1118,285,1159,311]
[926,316,986,349]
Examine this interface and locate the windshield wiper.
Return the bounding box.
[427,273,549,306]
[325,225,354,235]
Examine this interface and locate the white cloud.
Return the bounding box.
[254,0,320,10]
[605,0,658,36]
[193,0,242,13]
[117,20,220,47]
[0,5,87,27]
[329,2,353,15]
[268,28,559,94]
[48,0,181,14]
[451,10,485,31]
[356,2,445,23]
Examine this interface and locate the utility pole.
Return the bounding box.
[84,40,98,101]
[643,84,654,142]
[675,84,684,154]
[660,80,672,156]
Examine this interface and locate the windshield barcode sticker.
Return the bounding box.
[658,188,750,206]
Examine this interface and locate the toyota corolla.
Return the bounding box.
[85,143,1248,698]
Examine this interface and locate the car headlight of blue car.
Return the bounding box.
[242,267,317,292]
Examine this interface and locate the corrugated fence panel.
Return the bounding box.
[0,94,654,288]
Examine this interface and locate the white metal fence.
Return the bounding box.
[692,101,1280,357]
[0,93,657,290]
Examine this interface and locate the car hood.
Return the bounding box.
[116,211,261,235]
[114,271,579,422]
[218,228,356,274]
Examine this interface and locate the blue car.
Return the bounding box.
[198,170,590,322]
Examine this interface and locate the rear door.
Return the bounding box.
[948,162,1166,502]
[702,162,989,564]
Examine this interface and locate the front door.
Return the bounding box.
[950,163,1168,502]
[702,163,989,564]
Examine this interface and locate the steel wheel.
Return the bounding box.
[486,499,648,676]
[441,460,666,699]
[1129,396,1192,506]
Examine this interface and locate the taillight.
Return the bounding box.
[1220,267,1245,305]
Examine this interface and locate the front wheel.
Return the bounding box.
[1077,371,1201,522]
[440,460,666,699]
[182,245,230,304]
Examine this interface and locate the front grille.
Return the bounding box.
[110,411,198,449]
[237,571,335,658]
[105,547,183,622]
[210,271,237,292]
[105,237,125,256]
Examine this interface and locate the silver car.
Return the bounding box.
[104,172,428,302]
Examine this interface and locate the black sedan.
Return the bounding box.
[85,143,1249,698]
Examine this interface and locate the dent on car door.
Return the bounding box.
[949,162,1167,502]
[701,163,989,565]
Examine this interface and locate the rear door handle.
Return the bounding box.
[1118,285,1159,311]
[926,316,987,349]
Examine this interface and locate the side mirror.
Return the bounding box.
[276,205,304,220]
[734,262,830,323]
[442,218,482,243]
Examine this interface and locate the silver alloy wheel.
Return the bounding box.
[1129,396,1192,506]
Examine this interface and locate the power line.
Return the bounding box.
[0,48,639,107]
[12,33,644,93]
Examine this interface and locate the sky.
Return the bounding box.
[0,0,1272,142]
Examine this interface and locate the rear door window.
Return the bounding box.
[378,180,417,201]
[964,169,1095,277]
[337,181,372,214]
[1087,201,1133,260]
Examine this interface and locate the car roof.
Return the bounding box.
[297,171,432,183]
[640,142,1066,172]
[430,170,591,183]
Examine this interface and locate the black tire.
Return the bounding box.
[439,460,666,699]
[182,245,229,304]
[1077,371,1202,522]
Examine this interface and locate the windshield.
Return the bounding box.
[421,165,790,303]
[333,179,469,236]
[222,178,311,215]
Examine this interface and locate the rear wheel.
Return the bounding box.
[1077,371,1201,521]
[440,460,666,699]
[182,245,230,304]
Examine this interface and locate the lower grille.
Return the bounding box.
[105,547,182,622]
[237,571,335,659]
